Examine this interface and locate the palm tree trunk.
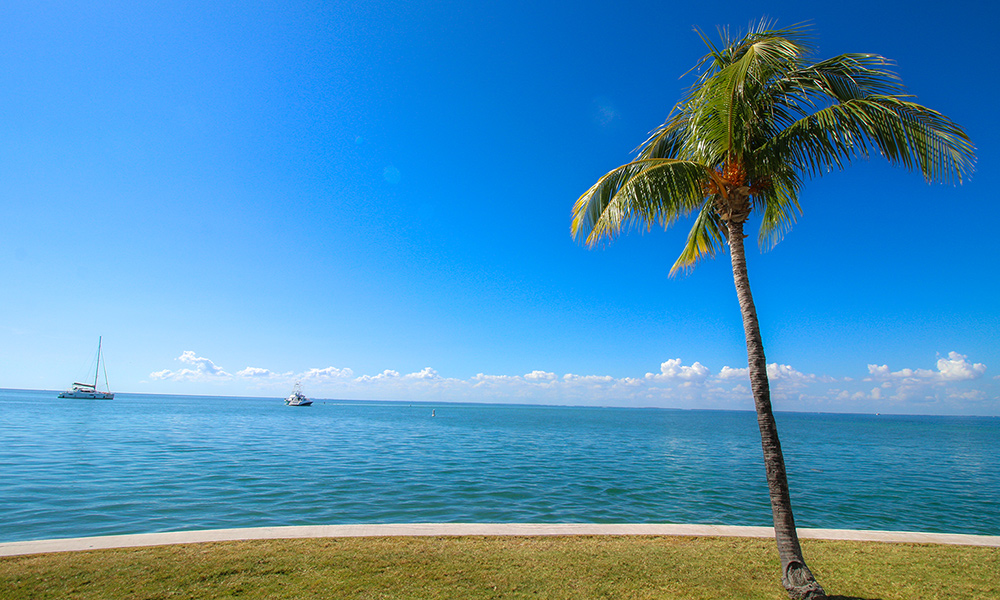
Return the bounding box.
[726,218,825,600]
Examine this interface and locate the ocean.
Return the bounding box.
[1,388,997,543]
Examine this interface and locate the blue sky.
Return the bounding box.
[2,1,997,415]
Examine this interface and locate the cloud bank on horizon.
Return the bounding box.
[148,351,994,415]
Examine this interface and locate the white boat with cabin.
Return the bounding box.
[59,337,115,399]
[285,383,312,406]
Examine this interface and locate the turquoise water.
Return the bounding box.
[1,389,997,543]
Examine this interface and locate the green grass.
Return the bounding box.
[2,536,997,599]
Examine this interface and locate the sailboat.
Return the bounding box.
[59,337,115,399]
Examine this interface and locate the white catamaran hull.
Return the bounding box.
[59,388,114,399]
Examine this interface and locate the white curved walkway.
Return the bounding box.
[2,524,998,557]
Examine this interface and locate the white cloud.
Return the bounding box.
[867,351,986,384]
[524,370,557,382]
[562,373,616,385]
[237,367,286,378]
[714,363,814,389]
[834,386,889,403]
[149,351,231,381]
[146,350,995,414]
[937,352,987,381]
[149,369,176,381]
[472,373,517,384]
[818,352,994,412]
[645,358,710,383]
[866,364,890,378]
[178,351,229,376]
[948,389,987,401]
[405,367,441,381]
[299,366,354,381]
[355,369,400,382]
[766,364,802,380]
[717,366,748,380]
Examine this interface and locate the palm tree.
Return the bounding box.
[572,21,974,599]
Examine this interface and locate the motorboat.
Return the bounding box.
[285,383,312,406]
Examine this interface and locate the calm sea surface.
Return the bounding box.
[1,389,997,543]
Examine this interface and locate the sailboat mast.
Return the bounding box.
[95,336,103,388]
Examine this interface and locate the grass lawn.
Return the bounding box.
[2,535,997,599]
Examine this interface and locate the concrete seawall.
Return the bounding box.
[3,523,998,557]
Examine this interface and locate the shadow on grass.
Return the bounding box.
[825,596,882,600]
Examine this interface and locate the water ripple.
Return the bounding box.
[1,390,997,542]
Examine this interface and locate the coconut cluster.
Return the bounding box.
[703,161,770,196]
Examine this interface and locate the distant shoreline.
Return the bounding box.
[6,388,999,417]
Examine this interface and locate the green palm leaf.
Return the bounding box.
[572,159,708,246]
[671,201,728,274]
[574,19,975,268]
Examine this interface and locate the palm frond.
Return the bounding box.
[767,95,975,183]
[772,54,903,108]
[670,201,727,275]
[572,160,709,246]
[635,111,690,160]
[688,28,808,162]
[689,19,812,80]
[755,169,802,250]
[804,54,903,100]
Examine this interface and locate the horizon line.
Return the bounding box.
[4,387,998,418]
